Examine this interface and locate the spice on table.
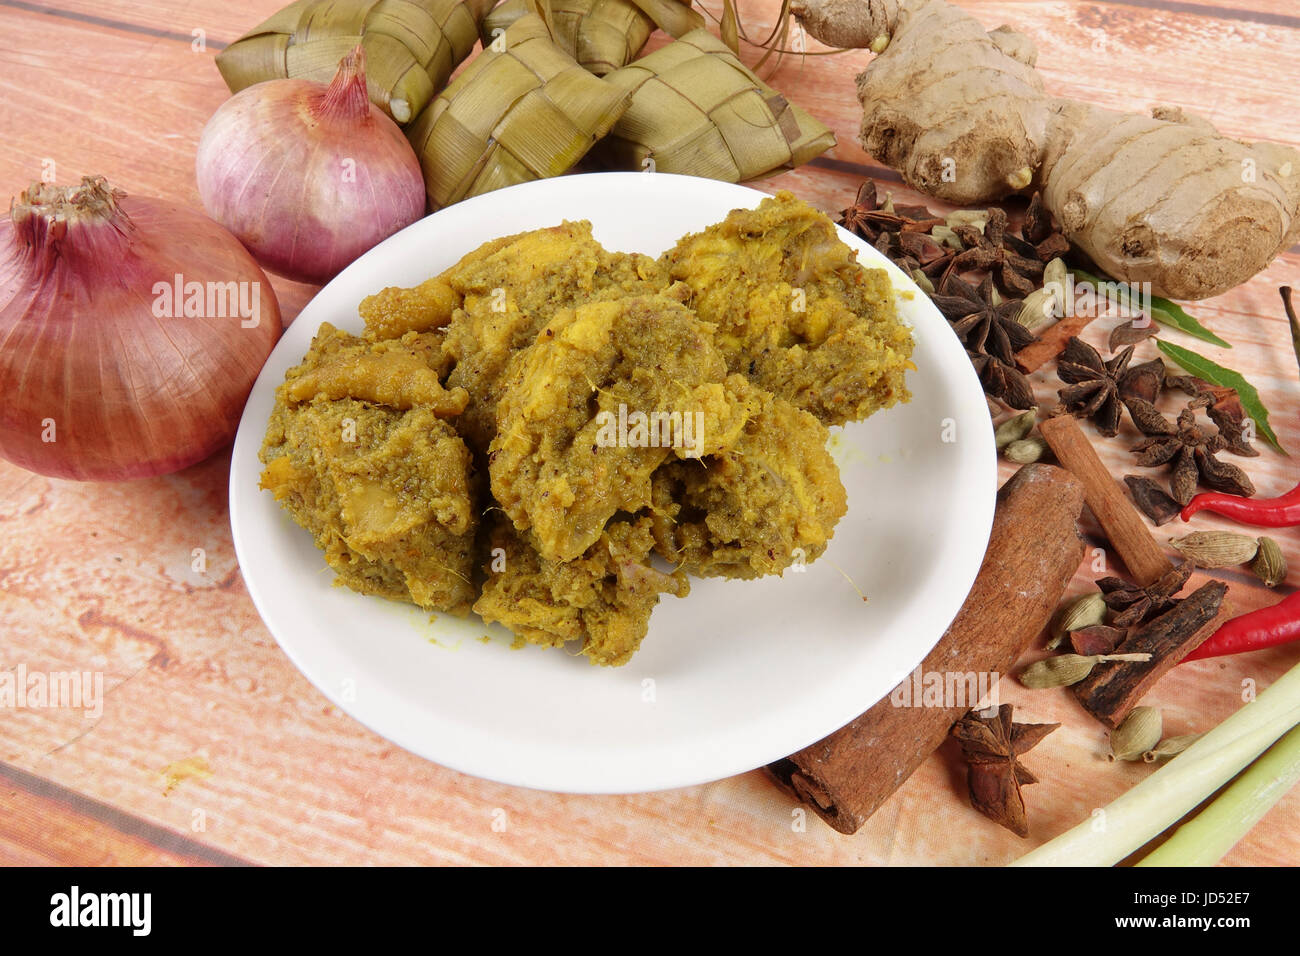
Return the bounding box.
[1181,482,1300,527]
[1182,590,1300,662]
[1143,733,1203,763]
[1109,706,1163,762]
[931,274,1035,409]
[1167,531,1259,568]
[1019,652,1151,689]
[1097,560,1194,628]
[1251,537,1288,588]
[1074,581,1229,727]
[994,409,1037,450]
[1165,374,1259,458]
[944,207,1044,297]
[1070,624,1126,656]
[1285,286,1300,374]
[1047,591,1108,650]
[1125,475,1182,526]
[1128,402,1256,505]
[1055,337,1134,437]
[1004,436,1048,464]
[1109,317,1158,352]
[1039,414,1175,587]
[767,464,1086,834]
[837,180,1067,408]
[951,703,1060,837]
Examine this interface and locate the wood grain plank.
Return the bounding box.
[0,761,250,866]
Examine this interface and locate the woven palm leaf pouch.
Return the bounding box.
[480,0,702,76]
[596,28,835,181]
[215,0,495,123]
[407,13,632,209]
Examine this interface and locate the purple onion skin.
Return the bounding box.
[196,70,427,286]
[0,179,281,481]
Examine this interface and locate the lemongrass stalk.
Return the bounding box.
[1136,723,1300,866]
[1013,658,1300,867]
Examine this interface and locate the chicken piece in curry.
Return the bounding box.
[259,195,914,665]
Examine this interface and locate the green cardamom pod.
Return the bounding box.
[1143,733,1204,763]
[945,209,988,233]
[1020,652,1152,689]
[1016,287,1058,331]
[1047,592,1108,650]
[994,409,1037,450]
[1005,435,1049,464]
[930,224,963,251]
[1251,536,1287,588]
[910,269,935,295]
[1109,706,1163,761]
[1043,257,1068,292]
[1168,531,1259,568]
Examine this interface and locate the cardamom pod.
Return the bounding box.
[1251,536,1287,587]
[1048,592,1108,650]
[931,224,963,251]
[1143,733,1204,763]
[910,269,935,295]
[1005,436,1049,464]
[1109,706,1163,761]
[1043,257,1068,292]
[994,409,1037,450]
[1016,287,1059,331]
[1168,531,1259,568]
[1019,652,1152,689]
[946,209,988,233]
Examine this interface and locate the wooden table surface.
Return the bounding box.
[1,0,1297,866]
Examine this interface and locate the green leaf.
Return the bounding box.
[1068,267,1231,348]
[1155,340,1287,455]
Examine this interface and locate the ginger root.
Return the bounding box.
[791,0,1300,299]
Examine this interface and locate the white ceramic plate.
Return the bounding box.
[229,172,996,794]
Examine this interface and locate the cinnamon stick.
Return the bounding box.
[767,464,1085,834]
[1015,313,1097,373]
[1073,581,1230,728]
[1039,414,1174,587]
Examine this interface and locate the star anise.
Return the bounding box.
[1017,191,1072,261]
[932,274,1037,409]
[1165,374,1259,458]
[1096,560,1194,628]
[838,180,942,242]
[1055,337,1134,437]
[951,703,1059,837]
[946,207,1046,297]
[1127,401,1256,505]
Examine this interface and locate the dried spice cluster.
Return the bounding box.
[840,183,1068,409]
[1051,338,1257,512]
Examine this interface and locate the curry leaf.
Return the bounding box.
[1069,268,1230,348]
[1156,340,1286,455]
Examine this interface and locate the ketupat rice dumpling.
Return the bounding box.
[594,29,836,180]
[406,14,633,209]
[215,0,496,123]
[260,193,914,665]
[481,0,704,76]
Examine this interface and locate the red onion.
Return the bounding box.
[0,176,281,481]
[196,46,427,285]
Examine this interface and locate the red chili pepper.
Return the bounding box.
[1180,481,1300,528]
[1184,590,1300,662]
